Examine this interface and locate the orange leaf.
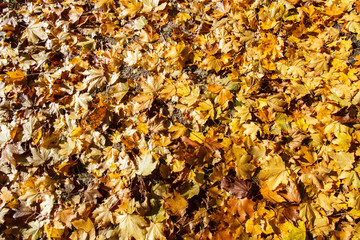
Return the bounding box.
[207,84,223,93]
[181,136,200,148]
[285,0,299,4]
[165,192,188,216]
[6,69,25,82]
[259,182,286,203]
[354,55,360,66]
[216,88,233,109]
[325,5,345,16]
[227,198,256,222]
[84,107,107,129]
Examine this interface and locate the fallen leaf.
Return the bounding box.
[221,177,252,199]
[165,192,188,216]
[115,214,148,240]
[227,198,256,222]
[136,152,157,176]
[258,154,288,190]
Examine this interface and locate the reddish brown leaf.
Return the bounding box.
[221,177,252,199]
[181,136,200,148]
[282,206,301,224]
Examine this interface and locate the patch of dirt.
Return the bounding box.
[160,21,177,40]
[119,65,151,81]
[349,33,360,67]
[171,107,187,125]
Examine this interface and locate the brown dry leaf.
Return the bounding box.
[84,107,107,130]
[221,177,252,199]
[181,136,200,148]
[84,183,103,203]
[282,206,302,224]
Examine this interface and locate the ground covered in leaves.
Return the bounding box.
[1,0,360,239]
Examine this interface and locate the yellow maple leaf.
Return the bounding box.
[340,171,360,190]
[233,145,255,180]
[325,5,345,16]
[180,87,200,106]
[189,132,205,144]
[44,221,65,240]
[329,151,354,171]
[287,59,305,78]
[201,56,222,73]
[115,214,148,240]
[169,122,187,139]
[230,118,242,133]
[196,99,214,120]
[282,220,306,240]
[260,182,286,203]
[137,122,149,134]
[136,152,157,176]
[175,12,191,26]
[245,219,262,236]
[146,222,167,240]
[258,33,283,60]
[72,218,94,233]
[307,53,329,76]
[242,122,261,140]
[119,0,143,19]
[299,201,319,224]
[332,132,352,151]
[159,80,176,100]
[176,82,191,97]
[258,154,288,190]
[141,0,166,13]
[110,83,129,104]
